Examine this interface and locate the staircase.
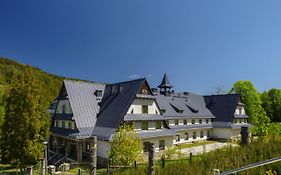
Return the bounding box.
[48,153,66,166]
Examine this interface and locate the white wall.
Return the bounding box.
[134,121,163,131]
[127,99,160,114]
[212,128,241,139]
[168,119,212,126]
[235,106,245,115]
[173,129,210,144]
[97,140,111,158]
[56,99,72,114]
[142,136,173,152]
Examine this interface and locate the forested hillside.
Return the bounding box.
[0,57,80,127]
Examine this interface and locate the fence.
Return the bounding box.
[214,156,281,175]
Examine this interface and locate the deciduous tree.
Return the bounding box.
[0,69,50,165]
[229,80,270,136]
[261,89,281,122]
[109,123,142,166]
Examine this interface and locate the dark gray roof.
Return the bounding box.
[169,124,213,131]
[51,127,94,139]
[92,126,116,141]
[156,93,214,119]
[204,94,249,122]
[137,129,177,138]
[93,79,149,140]
[95,79,146,128]
[124,114,165,121]
[212,122,253,129]
[63,80,105,134]
[158,73,173,88]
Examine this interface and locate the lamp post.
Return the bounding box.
[43,141,48,175]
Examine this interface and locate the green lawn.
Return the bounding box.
[175,140,218,149]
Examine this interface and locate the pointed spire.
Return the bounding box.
[158,73,173,88]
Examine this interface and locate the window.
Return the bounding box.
[192,119,195,124]
[155,110,158,114]
[160,109,166,114]
[143,142,149,152]
[175,120,179,125]
[142,105,148,114]
[67,121,71,129]
[200,131,204,138]
[183,120,187,125]
[176,135,180,142]
[206,119,209,124]
[193,132,196,139]
[207,130,210,137]
[55,120,59,127]
[185,133,189,140]
[199,119,202,124]
[62,104,66,114]
[95,90,103,97]
[62,121,65,128]
[131,109,134,114]
[156,121,161,129]
[166,120,169,126]
[141,122,148,130]
[141,89,148,94]
[159,140,165,150]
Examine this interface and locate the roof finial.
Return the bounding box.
[158,73,173,95]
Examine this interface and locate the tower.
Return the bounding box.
[158,73,173,96]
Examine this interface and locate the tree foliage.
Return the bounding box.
[229,80,270,136]
[109,123,142,166]
[0,69,50,165]
[261,88,281,122]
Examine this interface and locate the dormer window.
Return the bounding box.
[95,90,103,97]
[160,109,166,114]
[170,104,183,113]
[186,105,198,113]
[62,104,66,114]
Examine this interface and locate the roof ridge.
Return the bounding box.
[204,94,239,97]
[109,78,145,85]
[63,79,106,85]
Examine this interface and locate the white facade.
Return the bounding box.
[127,98,160,115]
[212,128,241,139]
[142,136,173,152]
[97,140,111,158]
[173,129,211,144]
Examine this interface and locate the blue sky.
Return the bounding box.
[0,0,281,94]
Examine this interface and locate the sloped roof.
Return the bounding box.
[63,80,105,135]
[124,114,165,121]
[156,93,214,119]
[137,129,176,138]
[204,94,249,122]
[93,79,147,140]
[169,124,213,131]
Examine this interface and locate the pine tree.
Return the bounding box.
[0,69,50,165]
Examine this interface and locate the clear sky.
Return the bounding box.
[0,0,281,94]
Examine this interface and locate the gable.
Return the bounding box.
[138,80,153,95]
